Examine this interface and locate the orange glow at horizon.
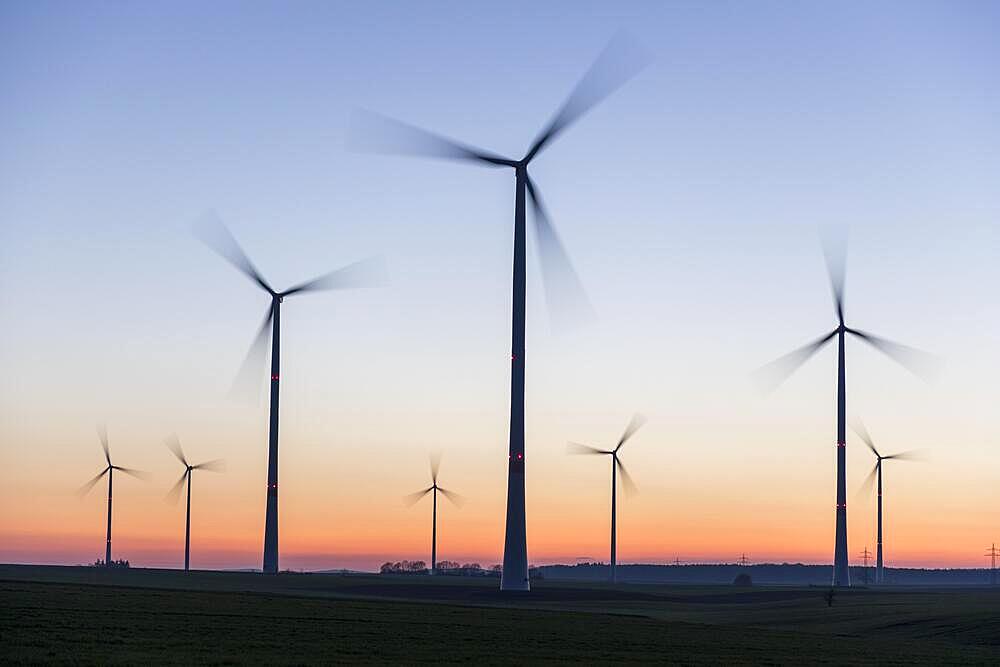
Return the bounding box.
[3,415,994,572]
[1,231,997,575]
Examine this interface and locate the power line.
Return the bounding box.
[738,553,750,568]
[858,547,872,585]
[861,546,873,584]
[986,543,999,586]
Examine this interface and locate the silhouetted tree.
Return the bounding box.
[380,560,428,574]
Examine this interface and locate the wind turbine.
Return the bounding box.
[352,35,649,591]
[853,420,917,585]
[197,214,386,574]
[404,454,464,575]
[77,425,148,566]
[756,239,936,587]
[164,434,225,572]
[568,414,646,583]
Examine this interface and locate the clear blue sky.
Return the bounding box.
[1,1,998,569]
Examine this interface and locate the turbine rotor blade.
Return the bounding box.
[822,231,847,324]
[194,211,273,294]
[846,329,941,382]
[856,463,879,500]
[851,419,879,458]
[752,329,838,393]
[430,453,442,485]
[567,441,610,456]
[229,303,274,405]
[616,458,638,497]
[77,468,109,497]
[192,459,226,472]
[403,487,434,507]
[164,434,187,467]
[438,487,466,508]
[281,256,389,297]
[114,466,151,481]
[347,109,513,166]
[616,413,647,451]
[165,471,187,505]
[526,176,595,331]
[97,424,110,465]
[883,450,919,462]
[525,32,651,162]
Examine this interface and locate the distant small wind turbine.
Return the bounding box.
[164,434,225,572]
[197,213,386,574]
[77,425,148,566]
[755,237,937,587]
[568,414,646,583]
[404,454,464,575]
[853,420,917,585]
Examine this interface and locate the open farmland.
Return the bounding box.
[1,565,998,664]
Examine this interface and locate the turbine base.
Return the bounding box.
[500,578,530,592]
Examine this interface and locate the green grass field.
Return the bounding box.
[1,565,997,664]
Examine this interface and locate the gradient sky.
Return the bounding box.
[1,1,998,572]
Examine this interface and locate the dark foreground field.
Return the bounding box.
[2,565,998,664]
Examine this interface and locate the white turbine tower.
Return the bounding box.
[854,420,918,585]
[197,213,385,574]
[77,425,149,566]
[405,454,464,575]
[568,414,646,583]
[164,434,225,572]
[756,238,937,587]
[352,34,650,591]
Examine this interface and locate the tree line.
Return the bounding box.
[379,561,500,576]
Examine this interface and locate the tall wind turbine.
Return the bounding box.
[568,414,646,583]
[404,454,464,575]
[352,35,649,591]
[165,434,225,572]
[77,425,148,566]
[197,214,385,574]
[853,420,916,585]
[756,240,936,587]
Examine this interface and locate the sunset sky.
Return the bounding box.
[1,2,998,572]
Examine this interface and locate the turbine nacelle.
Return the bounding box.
[195,212,387,403]
[853,420,918,498]
[754,238,940,393]
[77,425,149,497]
[404,454,465,508]
[165,434,226,505]
[349,34,651,334]
[568,413,647,497]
